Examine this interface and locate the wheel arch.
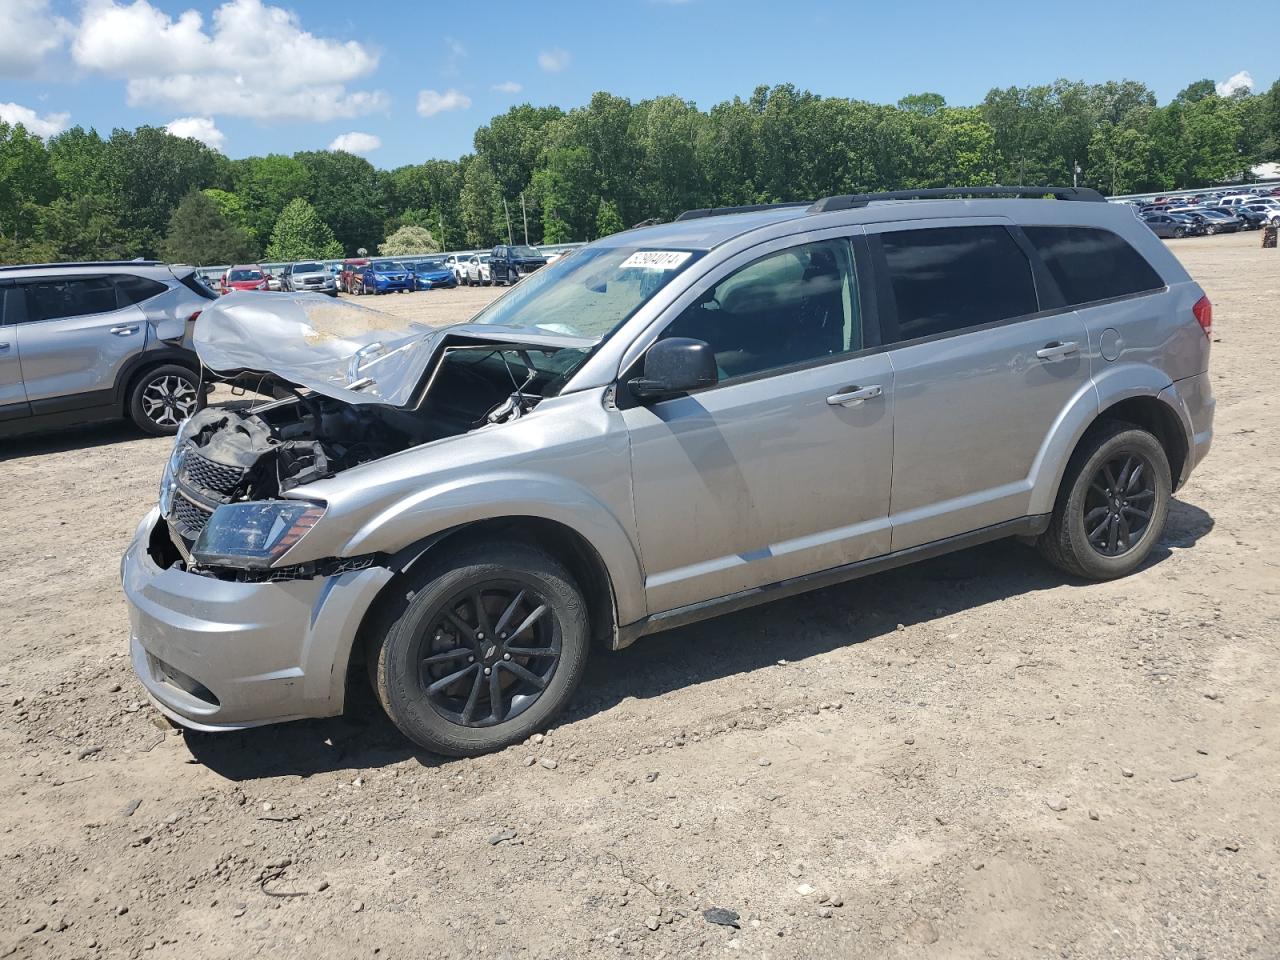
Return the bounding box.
[1031,372,1191,516]
[344,515,623,700]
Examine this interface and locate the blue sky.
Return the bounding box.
[2,0,1277,168]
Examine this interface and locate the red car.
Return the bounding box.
[338,257,370,294]
[220,265,270,294]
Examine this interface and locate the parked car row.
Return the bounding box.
[1125,185,1280,238]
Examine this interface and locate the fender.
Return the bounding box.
[341,471,649,626]
[1028,362,1179,516]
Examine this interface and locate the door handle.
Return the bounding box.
[0,342,9,351]
[1036,341,1079,361]
[826,384,883,406]
[109,325,139,336]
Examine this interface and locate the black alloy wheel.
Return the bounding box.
[414,581,561,727]
[369,540,589,756]
[1037,422,1171,581]
[1082,452,1157,558]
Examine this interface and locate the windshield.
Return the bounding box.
[292,262,322,273]
[372,261,401,272]
[510,245,540,258]
[228,269,262,281]
[415,259,445,270]
[471,244,703,340]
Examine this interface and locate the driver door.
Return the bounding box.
[622,234,895,614]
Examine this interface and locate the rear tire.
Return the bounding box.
[1037,422,1171,581]
[369,540,590,756]
[128,364,200,436]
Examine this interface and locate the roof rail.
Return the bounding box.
[810,186,1106,213]
[674,201,811,222]
[0,259,165,273]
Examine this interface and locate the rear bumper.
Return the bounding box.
[122,510,393,731]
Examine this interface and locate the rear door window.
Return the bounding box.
[1024,227,1164,306]
[876,226,1039,343]
[24,276,119,322]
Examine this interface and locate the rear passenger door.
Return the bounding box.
[11,274,149,413]
[0,282,32,422]
[868,219,1091,551]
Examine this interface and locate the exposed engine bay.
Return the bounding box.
[163,342,585,553]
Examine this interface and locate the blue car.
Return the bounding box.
[359,259,414,295]
[409,257,458,291]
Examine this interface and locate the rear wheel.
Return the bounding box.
[1037,422,1171,580]
[369,540,590,756]
[128,364,199,436]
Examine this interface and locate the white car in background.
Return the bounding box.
[1240,200,1280,224]
[462,253,492,286]
[445,254,468,284]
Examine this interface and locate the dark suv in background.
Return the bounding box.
[489,244,548,285]
[0,261,213,437]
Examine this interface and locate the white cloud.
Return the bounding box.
[0,0,72,76]
[442,36,465,76]
[328,131,381,154]
[70,0,387,122]
[0,101,70,138]
[537,48,570,73]
[165,116,225,150]
[417,88,471,118]
[1215,70,1254,97]
[492,80,522,94]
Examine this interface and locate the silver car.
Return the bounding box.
[282,261,338,296]
[1,260,214,437]
[122,187,1215,755]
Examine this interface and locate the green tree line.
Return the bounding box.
[2,76,1278,265]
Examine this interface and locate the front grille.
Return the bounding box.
[170,494,213,540]
[182,451,245,495]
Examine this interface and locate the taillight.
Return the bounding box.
[187,310,202,323]
[1192,295,1212,338]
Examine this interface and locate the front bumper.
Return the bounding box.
[372,278,412,292]
[122,510,393,731]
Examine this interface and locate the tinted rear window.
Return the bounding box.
[115,274,169,306]
[878,226,1038,343]
[1024,227,1164,306]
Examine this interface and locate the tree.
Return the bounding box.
[230,154,312,245]
[379,224,439,255]
[0,121,57,244]
[293,150,386,255]
[264,198,343,261]
[102,126,229,255]
[160,190,258,265]
[595,199,624,237]
[460,159,501,246]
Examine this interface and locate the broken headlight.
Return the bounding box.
[158,431,192,518]
[192,501,326,570]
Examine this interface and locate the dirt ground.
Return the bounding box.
[1,234,1277,960]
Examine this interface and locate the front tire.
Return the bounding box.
[370,540,590,756]
[1037,422,1171,581]
[128,364,199,436]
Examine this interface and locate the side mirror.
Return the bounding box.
[629,338,718,401]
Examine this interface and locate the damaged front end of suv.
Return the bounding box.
[153,294,595,582]
[123,241,700,753]
[123,288,624,738]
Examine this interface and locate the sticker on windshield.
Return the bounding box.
[619,250,692,270]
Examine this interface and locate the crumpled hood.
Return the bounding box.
[193,291,593,409]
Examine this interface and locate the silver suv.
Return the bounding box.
[122,187,1215,756]
[1,261,214,436]
[282,261,338,296]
